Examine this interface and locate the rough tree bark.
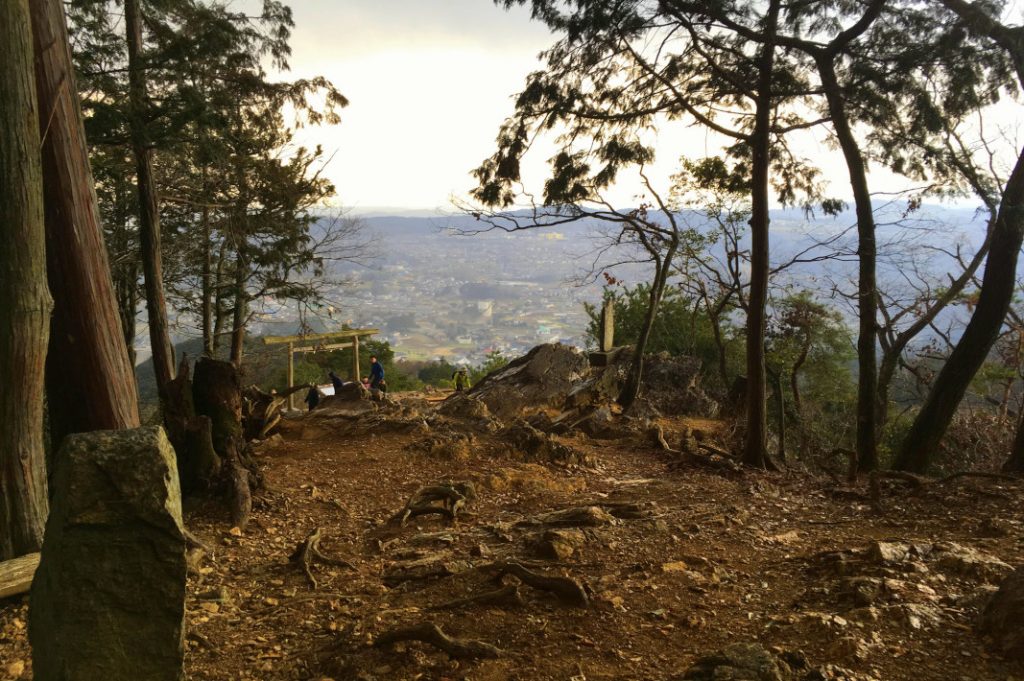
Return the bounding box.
[742,0,781,469]
[193,357,255,528]
[0,0,51,559]
[1006,408,1024,474]
[30,0,140,446]
[230,255,247,368]
[125,0,176,400]
[817,58,879,472]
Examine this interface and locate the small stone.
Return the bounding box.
[662,561,689,573]
[6,660,25,678]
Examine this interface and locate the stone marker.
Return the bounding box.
[600,298,615,352]
[30,426,186,681]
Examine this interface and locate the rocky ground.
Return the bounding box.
[2,346,1024,680]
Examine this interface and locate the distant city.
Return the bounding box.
[151,203,989,368]
[250,214,646,365]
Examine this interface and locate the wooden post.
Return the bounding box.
[601,299,615,352]
[287,342,294,411]
[352,335,360,382]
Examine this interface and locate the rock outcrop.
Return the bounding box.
[980,566,1024,661]
[441,343,587,421]
[30,426,187,681]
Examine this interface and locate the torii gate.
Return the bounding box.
[263,327,379,409]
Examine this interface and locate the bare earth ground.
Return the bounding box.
[2,395,1024,681]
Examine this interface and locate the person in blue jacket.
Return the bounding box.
[369,355,385,394]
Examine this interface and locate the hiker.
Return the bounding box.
[361,376,370,389]
[304,384,320,411]
[328,370,345,394]
[452,367,470,392]
[369,355,385,393]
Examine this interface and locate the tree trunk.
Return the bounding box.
[874,226,992,440]
[193,357,253,529]
[164,356,220,493]
[817,56,878,472]
[895,150,1024,472]
[1006,406,1024,474]
[193,357,244,454]
[770,369,786,462]
[125,0,175,400]
[0,0,51,559]
[230,254,247,367]
[618,237,679,409]
[742,0,781,469]
[201,201,214,356]
[212,241,228,353]
[30,0,141,446]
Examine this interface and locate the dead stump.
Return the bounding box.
[29,426,187,681]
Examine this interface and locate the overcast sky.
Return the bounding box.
[281,0,556,212]
[277,1,1006,213]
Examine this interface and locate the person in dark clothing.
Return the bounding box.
[328,371,345,394]
[304,384,320,411]
[369,355,385,393]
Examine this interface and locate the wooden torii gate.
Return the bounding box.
[263,328,379,409]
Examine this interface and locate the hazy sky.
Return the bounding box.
[278,1,1005,213]
[282,0,556,211]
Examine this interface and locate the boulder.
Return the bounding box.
[30,426,187,681]
[446,343,588,421]
[640,352,719,417]
[537,528,587,560]
[438,392,494,423]
[980,566,1024,661]
[501,421,590,466]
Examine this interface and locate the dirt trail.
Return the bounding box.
[1,401,1023,680]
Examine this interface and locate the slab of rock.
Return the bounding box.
[30,426,187,681]
[537,529,587,560]
[533,506,617,527]
[980,566,1024,661]
[681,642,787,680]
[932,542,1012,583]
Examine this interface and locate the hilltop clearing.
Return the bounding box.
[2,348,1023,680]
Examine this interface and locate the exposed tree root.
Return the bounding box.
[374,622,503,659]
[871,470,1018,494]
[591,500,658,519]
[484,560,589,608]
[429,585,524,611]
[290,527,355,589]
[389,482,474,526]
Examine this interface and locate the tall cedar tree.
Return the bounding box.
[67,0,348,369]
[32,0,141,447]
[0,0,50,559]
